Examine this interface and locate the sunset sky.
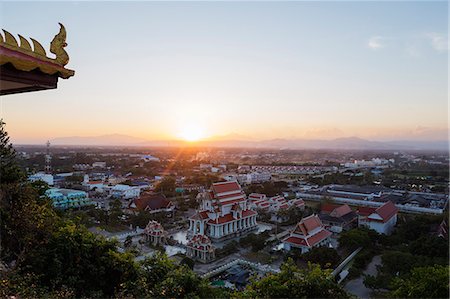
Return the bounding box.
[1,1,448,144]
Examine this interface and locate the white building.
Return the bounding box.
[111,184,141,199]
[28,172,54,186]
[188,181,258,241]
[92,161,107,168]
[357,201,398,235]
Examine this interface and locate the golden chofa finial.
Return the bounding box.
[50,23,69,66]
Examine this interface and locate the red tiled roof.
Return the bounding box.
[208,214,234,224]
[219,198,246,206]
[211,181,241,195]
[306,229,332,247]
[331,205,352,218]
[249,193,266,200]
[374,201,398,222]
[357,206,377,217]
[242,210,257,217]
[284,228,331,248]
[190,210,209,220]
[133,194,172,211]
[321,203,341,214]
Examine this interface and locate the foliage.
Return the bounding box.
[155,176,176,197]
[180,256,195,270]
[0,120,24,184]
[30,180,50,196]
[338,227,379,251]
[20,222,140,297]
[389,265,449,298]
[236,259,350,298]
[303,246,341,269]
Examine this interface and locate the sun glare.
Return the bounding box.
[178,123,206,142]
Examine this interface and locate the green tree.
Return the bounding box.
[236,259,349,298]
[155,176,176,197]
[109,198,124,225]
[30,180,50,196]
[303,246,341,269]
[339,227,377,251]
[0,120,23,184]
[389,265,449,298]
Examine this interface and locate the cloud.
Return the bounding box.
[367,36,385,50]
[425,32,449,52]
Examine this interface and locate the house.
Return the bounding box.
[188,181,258,241]
[357,201,398,235]
[130,193,175,214]
[282,215,332,253]
[111,184,141,199]
[319,204,358,233]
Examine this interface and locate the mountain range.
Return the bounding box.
[48,134,449,151]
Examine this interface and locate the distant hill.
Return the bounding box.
[51,134,148,146]
[49,134,448,150]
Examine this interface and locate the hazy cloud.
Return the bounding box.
[367,36,385,50]
[425,32,449,52]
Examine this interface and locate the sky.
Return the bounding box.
[1,1,448,144]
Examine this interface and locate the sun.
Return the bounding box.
[178,123,206,142]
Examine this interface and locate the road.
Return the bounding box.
[344,255,382,299]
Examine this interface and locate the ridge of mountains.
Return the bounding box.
[47,134,449,151]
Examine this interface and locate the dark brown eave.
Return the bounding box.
[0,63,58,95]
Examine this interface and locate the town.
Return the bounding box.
[18,143,449,297]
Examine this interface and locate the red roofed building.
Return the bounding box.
[143,220,166,246]
[357,201,398,235]
[188,181,258,241]
[186,234,216,263]
[319,204,358,233]
[282,215,332,253]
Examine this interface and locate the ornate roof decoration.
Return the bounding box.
[0,23,74,79]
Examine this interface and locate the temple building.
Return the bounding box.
[186,234,216,263]
[282,214,332,253]
[188,181,258,241]
[143,220,166,246]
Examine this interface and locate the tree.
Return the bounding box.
[338,227,377,251]
[0,120,23,184]
[109,198,123,225]
[21,222,141,297]
[180,256,195,270]
[303,246,341,269]
[30,180,50,196]
[389,265,449,298]
[236,259,350,298]
[155,177,176,197]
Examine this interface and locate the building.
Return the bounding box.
[319,204,358,233]
[130,193,175,214]
[282,215,332,253]
[28,172,54,186]
[92,161,106,169]
[45,188,91,209]
[188,181,258,241]
[111,184,141,199]
[357,201,398,235]
[186,234,216,263]
[143,220,166,246]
